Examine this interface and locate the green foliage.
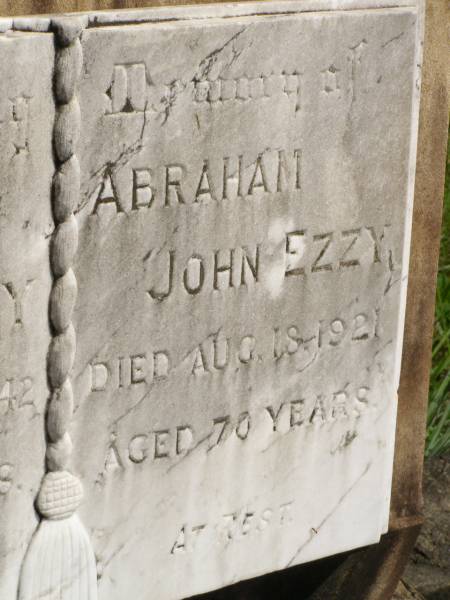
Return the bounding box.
[426,129,450,456]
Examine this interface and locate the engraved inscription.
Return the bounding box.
[1,280,34,328]
[90,351,170,392]
[147,245,260,301]
[10,95,30,155]
[89,148,302,215]
[88,306,380,393]
[193,70,302,111]
[171,524,206,554]
[171,501,294,554]
[105,63,151,115]
[143,224,391,302]
[104,381,374,472]
[0,464,13,495]
[321,65,340,95]
[285,225,391,278]
[0,95,31,156]
[0,377,34,415]
[264,385,372,432]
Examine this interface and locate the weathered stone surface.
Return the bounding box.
[68,3,423,599]
[0,31,54,599]
[0,2,425,599]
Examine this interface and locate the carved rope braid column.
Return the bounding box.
[19,17,98,600]
[45,19,82,499]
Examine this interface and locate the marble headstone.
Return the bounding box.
[0,1,424,599]
[0,30,55,600]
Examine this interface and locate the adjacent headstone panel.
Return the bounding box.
[0,31,54,599]
[0,2,424,599]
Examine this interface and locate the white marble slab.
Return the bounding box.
[0,30,55,600]
[71,3,423,599]
[0,1,424,599]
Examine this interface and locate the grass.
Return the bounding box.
[425,129,450,456]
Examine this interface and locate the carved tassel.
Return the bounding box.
[19,475,97,600]
[19,17,98,600]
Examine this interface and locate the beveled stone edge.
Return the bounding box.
[379,0,425,538]
[0,0,418,33]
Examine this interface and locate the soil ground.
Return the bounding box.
[393,454,450,600]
